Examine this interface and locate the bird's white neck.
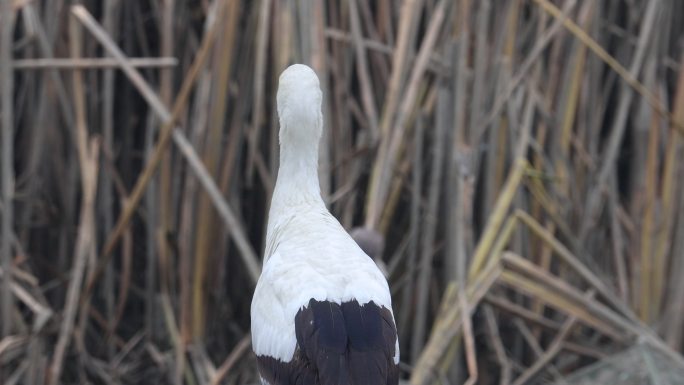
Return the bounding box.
[266,63,326,253]
[270,131,324,214]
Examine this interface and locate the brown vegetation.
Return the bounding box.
[1,0,684,384]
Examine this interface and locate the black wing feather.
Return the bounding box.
[256,299,398,385]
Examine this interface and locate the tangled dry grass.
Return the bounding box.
[1,1,684,384]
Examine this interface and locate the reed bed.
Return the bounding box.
[1,1,683,384]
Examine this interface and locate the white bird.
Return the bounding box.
[250,64,399,385]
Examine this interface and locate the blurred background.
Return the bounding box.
[1,0,684,384]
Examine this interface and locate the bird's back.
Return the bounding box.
[251,210,399,385]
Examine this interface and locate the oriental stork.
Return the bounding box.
[250,64,399,385]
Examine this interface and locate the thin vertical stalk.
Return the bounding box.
[639,89,660,321]
[49,15,100,385]
[154,0,174,343]
[192,0,238,340]
[469,0,489,141]
[349,0,379,140]
[663,56,684,348]
[100,0,119,357]
[399,114,423,355]
[412,105,448,359]
[247,0,272,184]
[365,0,425,229]
[310,0,330,200]
[577,0,660,244]
[1,0,16,340]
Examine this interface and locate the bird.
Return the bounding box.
[250,64,399,385]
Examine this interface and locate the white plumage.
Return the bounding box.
[250,64,399,385]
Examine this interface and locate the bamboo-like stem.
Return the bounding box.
[662,54,684,348]
[12,57,177,69]
[246,0,272,184]
[191,0,239,341]
[48,16,100,385]
[484,294,561,331]
[411,110,446,359]
[1,0,16,342]
[349,0,379,140]
[468,149,529,278]
[483,305,511,385]
[100,0,118,360]
[153,0,174,348]
[639,93,660,322]
[459,289,478,385]
[399,115,423,356]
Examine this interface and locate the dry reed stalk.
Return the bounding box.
[349,0,379,143]
[450,0,473,295]
[539,7,593,322]
[410,262,502,385]
[246,0,272,185]
[99,0,118,360]
[534,0,684,135]
[523,177,575,248]
[651,81,682,326]
[503,248,684,366]
[0,270,51,332]
[556,18,588,181]
[48,17,100,385]
[155,0,174,350]
[1,0,16,343]
[469,0,490,141]
[515,210,634,317]
[399,115,423,355]
[664,55,684,349]
[483,305,512,385]
[578,0,660,250]
[499,257,625,341]
[639,91,660,322]
[487,0,518,182]
[411,93,448,359]
[441,38,469,382]
[510,315,577,385]
[365,0,426,230]
[377,0,448,231]
[176,14,219,377]
[484,294,562,332]
[459,289,478,385]
[79,0,260,299]
[608,180,630,302]
[209,334,251,385]
[468,158,529,279]
[12,57,177,69]
[474,0,575,139]
[192,0,239,340]
[21,4,76,130]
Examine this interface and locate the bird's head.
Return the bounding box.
[276,64,323,146]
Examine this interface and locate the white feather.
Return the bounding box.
[250,64,399,365]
